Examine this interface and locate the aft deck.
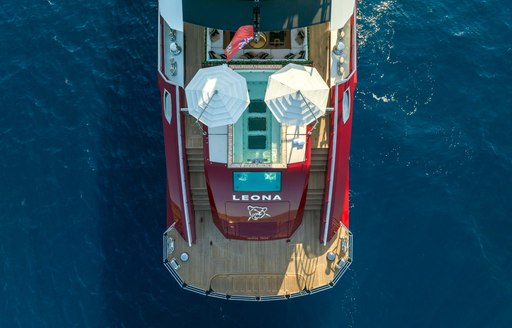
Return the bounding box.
[165,210,351,298]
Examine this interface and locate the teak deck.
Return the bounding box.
[166,23,351,296]
[167,211,351,296]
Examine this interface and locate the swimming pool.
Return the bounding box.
[233,70,282,164]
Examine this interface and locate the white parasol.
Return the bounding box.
[185,64,250,128]
[264,63,329,126]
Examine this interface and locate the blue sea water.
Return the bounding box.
[1,0,511,327]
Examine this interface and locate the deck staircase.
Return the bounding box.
[186,147,328,211]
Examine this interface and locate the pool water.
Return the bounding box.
[233,70,282,164]
[233,171,282,192]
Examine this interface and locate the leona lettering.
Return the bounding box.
[232,194,282,201]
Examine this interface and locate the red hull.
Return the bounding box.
[202,131,312,240]
[158,76,196,244]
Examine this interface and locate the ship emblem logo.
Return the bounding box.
[247,205,270,221]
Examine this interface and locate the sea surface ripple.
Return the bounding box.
[0,0,511,327]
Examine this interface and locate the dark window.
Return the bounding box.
[248,136,266,149]
[268,31,287,47]
[249,101,267,113]
[248,117,266,131]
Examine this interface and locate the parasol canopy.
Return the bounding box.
[264,63,329,126]
[185,64,250,127]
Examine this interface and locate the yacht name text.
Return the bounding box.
[232,195,282,201]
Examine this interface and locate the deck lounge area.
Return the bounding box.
[165,210,351,298]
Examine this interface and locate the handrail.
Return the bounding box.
[162,225,353,301]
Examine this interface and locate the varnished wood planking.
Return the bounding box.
[310,115,331,149]
[167,210,351,296]
[184,23,204,86]
[184,115,204,149]
[308,22,331,84]
[308,22,331,149]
